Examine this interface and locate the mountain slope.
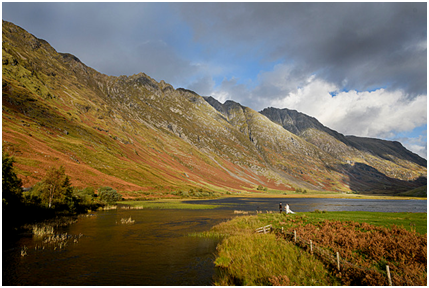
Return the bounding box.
[259,107,427,191]
[2,21,426,195]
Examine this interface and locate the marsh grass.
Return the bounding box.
[32,224,54,237]
[98,205,117,210]
[119,217,135,224]
[233,210,249,214]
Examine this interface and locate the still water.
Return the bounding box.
[3,198,426,285]
[186,197,427,213]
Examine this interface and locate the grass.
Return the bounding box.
[120,199,219,210]
[243,211,427,235]
[299,211,427,235]
[214,233,339,285]
[201,211,427,285]
[204,214,340,285]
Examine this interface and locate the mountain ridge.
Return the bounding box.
[2,20,426,196]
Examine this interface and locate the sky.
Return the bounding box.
[2,2,427,159]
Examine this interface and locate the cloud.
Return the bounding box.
[177,2,427,96]
[207,62,426,141]
[397,135,427,160]
[208,67,427,158]
[270,77,427,139]
[2,2,202,87]
[186,75,216,96]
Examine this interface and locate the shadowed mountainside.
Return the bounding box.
[2,20,426,196]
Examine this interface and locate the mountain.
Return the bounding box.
[2,20,426,196]
[259,107,427,191]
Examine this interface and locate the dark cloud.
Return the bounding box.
[2,2,199,86]
[176,2,427,97]
[5,2,425,97]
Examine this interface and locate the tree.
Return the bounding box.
[98,186,122,204]
[73,187,95,203]
[40,166,73,208]
[2,154,23,208]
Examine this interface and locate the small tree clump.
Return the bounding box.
[98,187,122,204]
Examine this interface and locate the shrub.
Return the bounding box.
[257,185,268,191]
[73,187,96,204]
[98,187,122,204]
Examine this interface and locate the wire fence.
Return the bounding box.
[253,226,424,286]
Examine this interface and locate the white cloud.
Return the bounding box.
[270,76,427,140]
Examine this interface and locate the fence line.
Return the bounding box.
[255,224,272,234]
[273,229,421,286]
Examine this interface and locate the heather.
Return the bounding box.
[282,217,427,285]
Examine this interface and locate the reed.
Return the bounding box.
[233,210,249,214]
[99,205,117,210]
[119,217,135,224]
[32,224,54,237]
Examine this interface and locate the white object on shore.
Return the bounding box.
[285,204,295,214]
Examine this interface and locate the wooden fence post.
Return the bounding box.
[386,265,392,286]
[294,230,297,243]
[336,252,340,271]
[310,240,313,254]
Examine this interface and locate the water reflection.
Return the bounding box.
[3,209,232,286]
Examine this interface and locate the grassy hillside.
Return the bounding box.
[2,20,427,197]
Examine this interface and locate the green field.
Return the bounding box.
[260,211,427,235]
